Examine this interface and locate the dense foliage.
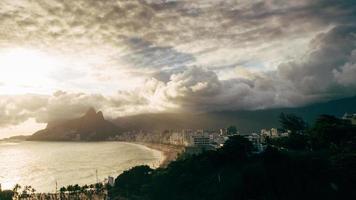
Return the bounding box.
[109,114,356,200]
[0,190,14,200]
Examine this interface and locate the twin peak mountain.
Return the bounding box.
[29,108,120,141]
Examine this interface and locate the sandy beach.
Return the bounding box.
[137,143,185,168]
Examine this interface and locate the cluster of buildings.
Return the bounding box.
[111,126,293,154]
[342,113,356,125]
[167,127,290,153]
[168,129,228,148]
[245,128,290,152]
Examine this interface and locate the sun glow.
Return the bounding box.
[0,48,58,94]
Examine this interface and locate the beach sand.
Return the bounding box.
[137,143,185,168]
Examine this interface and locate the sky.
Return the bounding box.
[0,0,356,138]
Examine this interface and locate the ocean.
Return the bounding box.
[0,141,162,192]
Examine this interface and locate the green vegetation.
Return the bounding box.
[268,113,309,150]
[227,125,238,135]
[0,190,14,200]
[59,183,106,199]
[109,114,356,200]
[279,112,308,134]
[0,184,36,200]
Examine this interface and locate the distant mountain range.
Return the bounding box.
[113,96,356,133]
[28,96,356,140]
[0,135,30,141]
[29,108,120,141]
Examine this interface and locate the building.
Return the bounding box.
[246,133,265,152]
[108,176,115,187]
[219,128,227,136]
[280,131,290,137]
[260,129,271,143]
[342,113,356,125]
[271,128,278,137]
[191,134,211,146]
[247,133,261,144]
[169,132,186,146]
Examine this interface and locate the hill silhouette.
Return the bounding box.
[29,108,120,141]
[113,96,356,133]
[28,96,356,140]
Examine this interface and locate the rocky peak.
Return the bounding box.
[83,107,105,122]
[84,107,97,118]
[96,111,105,121]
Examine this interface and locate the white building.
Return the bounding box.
[108,176,115,187]
[342,113,356,125]
[271,128,278,137]
[280,131,290,137]
[260,129,271,143]
[219,128,227,136]
[191,134,211,146]
[169,132,186,146]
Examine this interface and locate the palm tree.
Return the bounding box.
[81,184,89,195]
[12,184,21,200]
[67,185,74,196]
[60,186,67,199]
[20,185,33,199]
[31,187,36,197]
[73,184,81,199]
[95,183,103,194]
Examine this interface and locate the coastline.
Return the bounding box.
[135,142,185,168]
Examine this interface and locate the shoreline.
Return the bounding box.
[1,139,184,168]
[135,142,185,168]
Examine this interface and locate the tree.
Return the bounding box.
[0,190,14,200]
[82,184,89,194]
[309,115,356,151]
[95,183,104,194]
[221,135,254,159]
[227,126,238,135]
[74,184,81,193]
[267,113,309,150]
[60,187,67,193]
[279,113,307,134]
[12,184,21,198]
[112,165,153,198]
[59,186,67,199]
[67,185,74,195]
[20,185,32,198]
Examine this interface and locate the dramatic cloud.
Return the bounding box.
[0,0,356,136]
[279,25,356,97]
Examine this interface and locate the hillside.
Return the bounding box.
[109,116,356,200]
[113,96,356,133]
[29,108,120,141]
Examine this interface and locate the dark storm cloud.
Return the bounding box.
[278,25,356,98]
[142,25,356,112]
[120,37,195,70]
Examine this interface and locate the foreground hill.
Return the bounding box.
[109,115,356,200]
[29,108,120,141]
[114,96,356,133]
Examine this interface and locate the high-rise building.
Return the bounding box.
[271,128,278,137]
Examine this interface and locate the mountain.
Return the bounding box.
[0,135,30,141]
[27,96,356,140]
[113,96,356,133]
[29,108,120,141]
